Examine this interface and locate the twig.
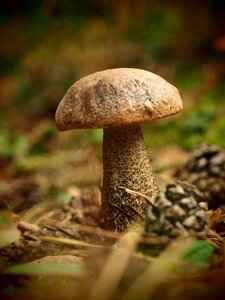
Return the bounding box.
[118,186,156,205]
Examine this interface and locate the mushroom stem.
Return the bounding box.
[102,125,159,231]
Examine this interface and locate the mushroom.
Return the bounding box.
[55,68,183,231]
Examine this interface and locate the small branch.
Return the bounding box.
[118,186,156,206]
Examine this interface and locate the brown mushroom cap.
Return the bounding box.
[55,68,183,131]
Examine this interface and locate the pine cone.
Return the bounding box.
[0,178,42,212]
[145,180,208,240]
[174,143,225,208]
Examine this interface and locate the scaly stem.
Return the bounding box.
[102,125,159,231]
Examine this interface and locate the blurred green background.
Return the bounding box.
[0,0,225,193]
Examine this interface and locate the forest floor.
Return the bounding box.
[1,3,225,299]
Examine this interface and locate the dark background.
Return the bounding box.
[0,0,225,185]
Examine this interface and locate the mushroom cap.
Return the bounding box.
[55,68,183,131]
